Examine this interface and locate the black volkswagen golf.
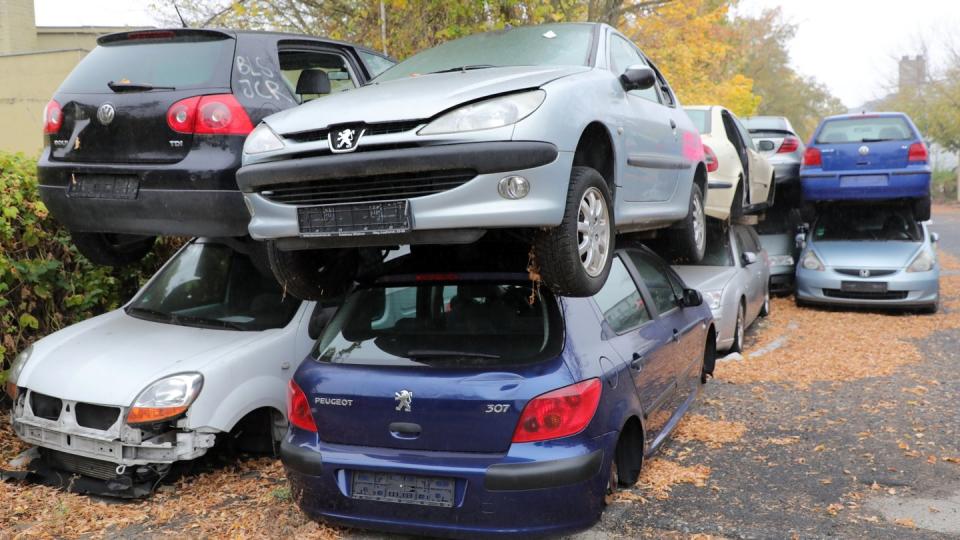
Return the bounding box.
[38,28,392,265]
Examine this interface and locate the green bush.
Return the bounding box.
[0,152,181,380]
[933,169,958,203]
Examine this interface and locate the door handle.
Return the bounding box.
[389,422,421,439]
[630,352,643,370]
[669,119,677,130]
[672,329,680,343]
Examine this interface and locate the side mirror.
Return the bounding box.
[308,305,338,340]
[931,232,940,243]
[794,232,806,250]
[619,64,656,91]
[681,288,703,308]
[741,251,758,266]
[758,140,775,152]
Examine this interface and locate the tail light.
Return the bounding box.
[802,147,822,167]
[777,136,799,153]
[43,100,62,134]
[908,142,928,163]
[703,144,719,173]
[166,94,253,135]
[512,379,601,443]
[287,380,317,433]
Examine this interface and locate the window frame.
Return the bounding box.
[622,249,682,318]
[607,32,662,105]
[592,254,655,338]
[275,42,362,103]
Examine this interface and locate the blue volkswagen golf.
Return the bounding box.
[280,245,715,538]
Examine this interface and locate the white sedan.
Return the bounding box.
[685,105,775,221]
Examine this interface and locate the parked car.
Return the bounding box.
[800,112,931,220]
[674,223,769,353]
[685,105,774,221]
[743,115,805,192]
[280,244,716,537]
[5,238,329,496]
[795,204,939,312]
[756,203,802,295]
[37,28,392,266]
[237,22,709,301]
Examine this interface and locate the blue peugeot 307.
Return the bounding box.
[280,245,716,538]
[800,112,932,220]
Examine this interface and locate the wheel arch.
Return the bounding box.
[573,121,616,196]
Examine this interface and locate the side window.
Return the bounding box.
[278,49,356,104]
[627,252,678,315]
[608,35,659,104]
[594,256,652,334]
[646,59,676,107]
[359,51,395,77]
[734,227,754,258]
[733,116,756,151]
[722,112,743,149]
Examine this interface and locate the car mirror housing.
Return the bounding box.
[794,233,806,250]
[620,65,656,91]
[741,251,758,265]
[930,232,940,243]
[681,288,703,308]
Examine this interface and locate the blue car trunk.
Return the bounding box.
[820,140,909,172]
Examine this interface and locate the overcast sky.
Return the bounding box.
[34,0,960,108]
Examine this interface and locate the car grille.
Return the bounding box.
[283,120,425,143]
[43,449,118,480]
[822,289,909,300]
[835,269,897,277]
[75,402,122,430]
[30,392,62,421]
[260,169,476,205]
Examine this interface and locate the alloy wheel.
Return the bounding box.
[735,308,744,351]
[577,186,611,277]
[692,193,706,255]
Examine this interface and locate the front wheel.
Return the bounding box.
[729,302,745,353]
[266,242,359,301]
[70,232,156,266]
[759,292,771,317]
[536,167,614,297]
[667,183,707,263]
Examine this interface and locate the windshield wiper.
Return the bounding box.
[406,349,501,359]
[427,64,497,75]
[108,81,176,93]
[126,306,174,322]
[171,314,247,331]
[860,138,895,143]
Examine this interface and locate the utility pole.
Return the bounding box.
[380,1,387,56]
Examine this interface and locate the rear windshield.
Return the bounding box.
[744,117,790,132]
[685,109,710,134]
[313,280,563,368]
[815,116,915,144]
[59,36,234,93]
[813,206,921,242]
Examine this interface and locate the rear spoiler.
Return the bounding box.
[98,28,234,45]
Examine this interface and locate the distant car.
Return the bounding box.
[795,204,939,312]
[756,205,802,295]
[238,22,709,301]
[674,223,769,353]
[6,238,329,496]
[280,245,715,538]
[37,28,392,266]
[685,105,774,221]
[800,112,931,220]
[743,116,805,192]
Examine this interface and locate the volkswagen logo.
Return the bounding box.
[329,125,365,153]
[859,269,871,278]
[97,103,116,125]
[858,145,870,156]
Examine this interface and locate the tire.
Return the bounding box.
[701,330,716,384]
[535,167,614,297]
[729,301,745,353]
[70,232,156,266]
[266,242,359,301]
[759,291,771,317]
[731,178,745,219]
[765,177,776,208]
[914,197,931,221]
[667,183,707,263]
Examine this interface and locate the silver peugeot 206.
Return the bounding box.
[795,204,939,312]
[237,22,708,300]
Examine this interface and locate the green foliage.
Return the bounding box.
[0,152,180,374]
[932,169,958,203]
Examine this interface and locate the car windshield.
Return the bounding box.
[815,116,915,144]
[312,279,563,367]
[373,24,594,82]
[813,207,921,242]
[685,109,710,134]
[126,242,300,331]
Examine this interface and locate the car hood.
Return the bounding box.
[673,266,738,292]
[760,233,793,257]
[812,240,922,269]
[18,310,268,406]
[263,65,590,134]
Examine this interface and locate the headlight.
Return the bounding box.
[801,251,824,271]
[418,90,546,135]
[906,249,935,272]
[244,123,284,154]
[703,290,723,311]
[126,373,203,425]
[4,345,33,399]
[768,254,795,267]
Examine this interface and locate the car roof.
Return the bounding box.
[821,111,910,122]
[97,27,380,55]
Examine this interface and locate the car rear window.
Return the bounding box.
[59,34,234,93]
[685,109,710,134]
[813,206,921,242]
[313,280,563,368]
[743,117,790,132]
[815,116,915,144]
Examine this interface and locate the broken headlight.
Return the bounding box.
[126,373,203,425]
[4,345,33,399]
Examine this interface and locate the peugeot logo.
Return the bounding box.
[394,389,413,412]
[858,145,870,156]
[859,269,871,278]
[97,103,116,125]
[329,125,364,153]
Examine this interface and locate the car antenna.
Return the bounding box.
[172,1,189,28]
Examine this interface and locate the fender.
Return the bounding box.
[190,374,288,433]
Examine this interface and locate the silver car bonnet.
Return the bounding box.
[760,233,793,258]
[262,65,591,134]
[811,240,923,269]
[674,265,738,292]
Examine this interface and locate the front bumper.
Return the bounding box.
[796,266,939,308]
[281,432,612,539]
[237,141,571,246]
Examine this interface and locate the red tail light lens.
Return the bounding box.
[287,380,317,433]
[166,94,253,135]
[908,142,928,163]
[512,379,601,443]
[43,99,62,134]
[703,144,719,173]
[802,147,822,167]
[777,136,799,153]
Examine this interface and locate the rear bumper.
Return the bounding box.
[772,162,800,184]
[801,170,930,202]
[796,266,939,308]
[769,271,795,294]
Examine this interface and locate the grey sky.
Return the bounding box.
[35,0,960,108]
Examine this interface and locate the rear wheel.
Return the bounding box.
[731,177,745,219]
[266,242,358,301]
[605,424,643,505]
[759,292,771,317]
[667,183,707,263]
[70,231,156,266]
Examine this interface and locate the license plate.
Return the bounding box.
[841,281,888,293]
[351,470,454,508]
[840,175,888,187]
[67,174,139,200]
[298,201,410,236]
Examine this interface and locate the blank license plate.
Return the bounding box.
[67,174,139,200]
[351,471,454,508]
[841,281,888,293]
[298,201,410,236]
[840,175,888,187]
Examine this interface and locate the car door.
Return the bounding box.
[593,254,676,445]
[733,114,771,204]
[608,33,679,203]
[733,225,764,318]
